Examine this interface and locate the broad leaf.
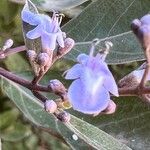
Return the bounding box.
[10,0,89,11]
[62,0,150,64]
[0,74,131,149]
[69,96,150,150]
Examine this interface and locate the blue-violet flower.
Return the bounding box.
[21,8,64,50]
[65,53,119,114]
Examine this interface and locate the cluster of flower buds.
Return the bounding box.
[22,6,74,76]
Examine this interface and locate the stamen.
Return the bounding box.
[89,38,100,57]
[99,41,113,60]
[58,13,65,25]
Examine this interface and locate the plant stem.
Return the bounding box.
[139,47,150,88]
[0,67,51,92]
[0,45,26,58]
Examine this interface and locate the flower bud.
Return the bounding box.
[37,52,50,66]
[118,71,140,88]
[44,100,57,113]
[48,79,67,98]
[56,111,70,122]
[2,39,13,50]
[57,38,75,55]
[131,19,141,34]
[26,50,37,62]
[118,65,150,103]
[131,14,150,49]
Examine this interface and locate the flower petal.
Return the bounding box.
[41,32,57,50]
[77,53,89,64]
[104,74,119,96]
[21,10,40,25]
[140,14,150,25]
[56,32,65,48]
[26,25,42,39]
[68,79,109,114]
[65,64,82,79]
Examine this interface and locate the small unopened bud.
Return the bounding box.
[26,50,37,61]
[44,100,57,113]
[37,52,50,66]
[48,79,67,98]
[101,100,116,114]
[118,70,141,88]
[56,111,70,122]
[118,65,150,103]
[131,19,141,34]
[2,39,13,50]
[57,38,75,55]
[131,14,150,49]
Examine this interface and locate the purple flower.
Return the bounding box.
[65,53,118,114]
[21,8,64,50]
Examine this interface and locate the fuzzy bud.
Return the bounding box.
[56,111,70,122]
[118,70,141,88]
[131,19,141,34]
[44,100,57,113]
[57,38,75,56]
[118,64,150,103]
[48,79,67,99]
[131,14,150,49]
[37,52,50,66]
[2,39,13,50]
[26,50,37,62]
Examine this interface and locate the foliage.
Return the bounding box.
[0,0,150,149]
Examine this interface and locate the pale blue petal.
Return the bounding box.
[41,32,57,50]
[80,67,104,95]
[104,75,119,96]
[77,53,89,64]
[68,79,109,114]
[21,10,40,25]
[26,25,42,39]
[56,32,65,48]
[65,64,82,79]
[40,14,53,32]
[140,14,150,25]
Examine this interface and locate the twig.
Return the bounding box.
[139,47,150,88]
[0,45,26,58]
[32,90,48,102]
[0,67,51,92]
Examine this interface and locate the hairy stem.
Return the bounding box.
[139,47,150,88]
[0,45,26,58]
[0,67,51,92]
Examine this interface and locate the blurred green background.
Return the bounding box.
[0,0,149,150]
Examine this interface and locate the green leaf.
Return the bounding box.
[62,0,150,64]
[10,0,89,11]
[0,109,19,130]
[4,53,30,72]
[69,96,150,150]
[0,73,131,149]
[0,0,19,25]
[59,116,131,150]
[36,0,89,11]
[0,122,31,142]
